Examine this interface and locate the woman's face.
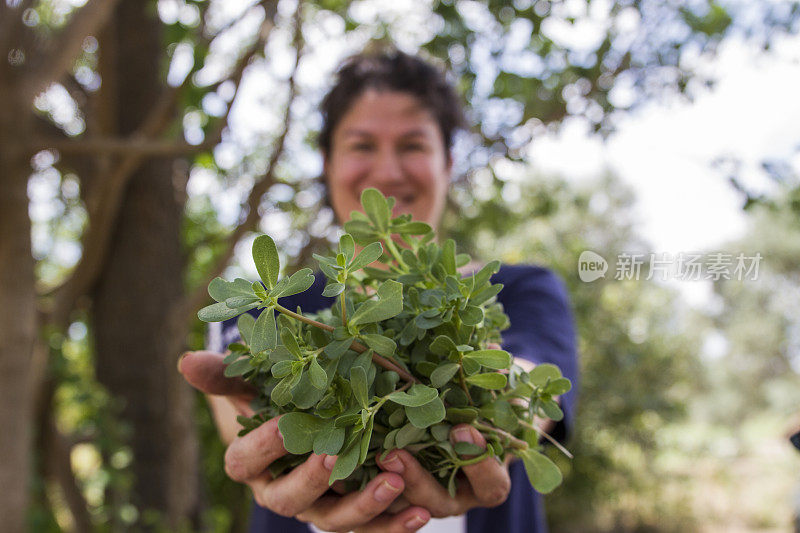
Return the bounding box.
[324,89,452,230]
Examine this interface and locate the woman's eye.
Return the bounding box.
[352,143,373,151]
[403,143,426,151]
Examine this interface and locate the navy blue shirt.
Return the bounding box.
[209,264,578,533]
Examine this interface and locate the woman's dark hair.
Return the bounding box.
[318,49,467,156]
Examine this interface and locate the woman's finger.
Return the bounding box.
[450,424,511,507]
[296,472,404,532]
[354,505,431,533]
[224,416,287,482]
[376,449,477,517]
[249,453,337,517]
[178,350,257,398]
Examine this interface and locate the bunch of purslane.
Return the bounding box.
[198,189,571,495]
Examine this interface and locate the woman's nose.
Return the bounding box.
[370,146,405,184]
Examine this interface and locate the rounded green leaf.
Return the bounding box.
[520,449,563,494]
[529,364,562,387]
[253,235,280,290]
[430,363,460,388]
[465,372,507,390]
[361,188,390,232]
[329,441,361,483]
[388,384,439,407]
[405,397,446,429]
[348,241,383,271]
[278,413,324,454]
[463,349,512,370]
[309,358,327,390]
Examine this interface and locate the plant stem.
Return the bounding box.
[275,303,333,331]
[472,421,528,451]
[273,303,419,384]
[458,360,474,406]
[340,292,347,327]
[518,419,573,459]
[382,235,409,271]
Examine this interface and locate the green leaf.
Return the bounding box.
[291,370,327,409]
[445,407,479,424]
[348,242,383,272]
[272,268,315,298]
[271,360,292,378]
[225,296,259,308]
[224,357,251,377]
[430,363,460,388]
[470,283,503,306]
[322,282,345,297]
[463,349,512,370]
[329,441,361,483]
[430,423,452,442]
[465,372,507,390]
[208,277,255,302]
[361,188,390,232]
[441,239,456,275]
[520,449,563,494]
[251,308,277,355]
[342,219,379,243]
[540,400,564,421]
[392,221,432,235]
[529,364,562,387]
[351,366,369,409]
[309,358,327,390]
[360,334,396,356]
[453,442,485,456]
[459,305,484,326]
[236,313,256,346]
[313,422,345,456]
[544,377,572,396]
[252,235,280,290]
[271,376,294,406]
[339,234,355,263]
[198,301,258,322]
[479,399,519,432]
[278,413,323,454]
[359,415,374,464]
[429,335,458,357]
[279,327,302,359]
[349,280,404,326]
[406,397,446,428]
[324,338,353,359]
[387,384,438,407]
[395,422,427,448]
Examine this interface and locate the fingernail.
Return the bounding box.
[404,515,428,530]
[374,479,402,502]
[381,452,404,473]
[177,352,190,373]
[452,427,474,444]
[323,455,337,470]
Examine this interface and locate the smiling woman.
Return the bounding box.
[179,48,578,533]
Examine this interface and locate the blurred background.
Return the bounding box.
[1,0,799,531]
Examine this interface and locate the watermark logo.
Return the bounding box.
[578,250,608,282]
[578,251,763,282]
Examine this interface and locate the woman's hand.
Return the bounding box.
[376,424,512,518]
[178,351,432,532]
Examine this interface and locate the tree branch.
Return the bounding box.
[21,0,121,102]
[176,1,304,328]
[26,137,219,156]
[40,4,280,330]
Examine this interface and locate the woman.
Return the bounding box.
[180,50,578,533]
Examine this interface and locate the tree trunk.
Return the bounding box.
[92,0,198,526]
[0,86,38,533]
